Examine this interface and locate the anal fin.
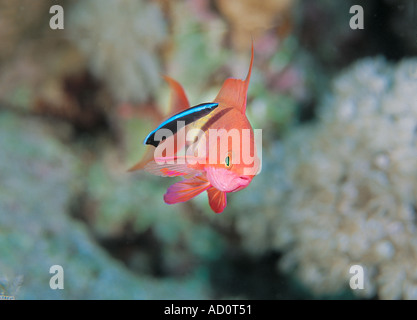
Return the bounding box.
[207,187,227,213]
[164,175,211,204]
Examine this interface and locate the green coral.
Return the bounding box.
[0,112,209,299]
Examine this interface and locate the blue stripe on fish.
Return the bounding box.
[143,102,219,147]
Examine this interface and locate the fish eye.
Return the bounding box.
[225,155,232,169]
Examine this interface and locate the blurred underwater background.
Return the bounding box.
[1,0,417,299]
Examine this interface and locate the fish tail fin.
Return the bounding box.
[164,175,211,204]
[214,40,254,113]
[207,187,227,214]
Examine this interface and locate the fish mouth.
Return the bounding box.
[206,167,252,192]
[229,176,251,192]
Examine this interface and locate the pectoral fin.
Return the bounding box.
[164,175,211,204]
[144,160,200,177]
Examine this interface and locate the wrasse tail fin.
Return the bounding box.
[207,187,227,214]
[214,41,253,113]
[164,175,211,204]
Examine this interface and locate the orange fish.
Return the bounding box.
[130,44,260,213]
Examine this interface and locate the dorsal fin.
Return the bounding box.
[163,76,190,114]
[127,77,191,172]
[164,175,211,204]
[214,42,254,113]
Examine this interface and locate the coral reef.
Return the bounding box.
[0,112,208,299]
[0,0,302,300]
[0,0,85,113]
[68,0,167,103]
[227,57,417,299]
[4,0,417,300]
